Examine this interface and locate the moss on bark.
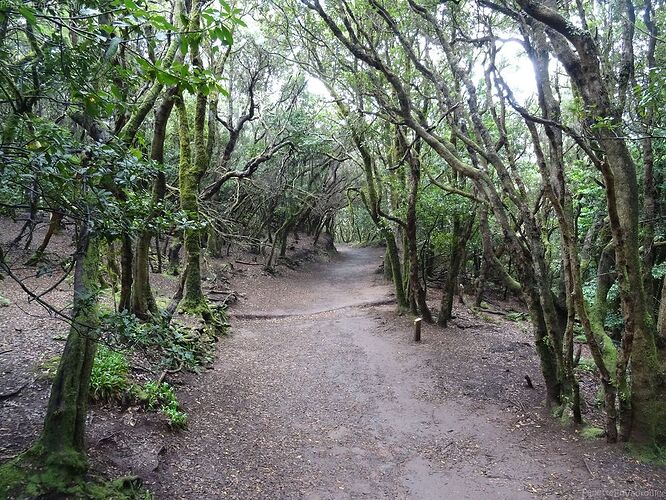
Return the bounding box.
[0,238,123,498]
[0,445,147,498]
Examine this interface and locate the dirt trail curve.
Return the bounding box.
[138,246,663,499]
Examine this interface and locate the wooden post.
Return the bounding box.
[414,317,422,342]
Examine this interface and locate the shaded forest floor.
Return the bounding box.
[1,219,665,499]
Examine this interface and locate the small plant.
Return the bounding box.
[139,381,188,429]
[162,405,188,429]
[90,345,130,401]
[506,311,527,322]
[0,294,10,307]
[141,381,175,410]
[575,356,597,373]
[580,426,605,440]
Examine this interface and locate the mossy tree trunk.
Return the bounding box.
[39,224,99,470]
[658,275,666,341]
[131,88,177,319]
[383,227,407,308]
[438,213,474,327]
[174,5,208,311]
[514,0,664,446]
[394,126,432,322]
[176,92,204,310]
[523,31,586,424]
[118,234,133,311]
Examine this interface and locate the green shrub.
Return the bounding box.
[162,405,188,429]
[138,381,188,429]
[98,311,220,371]
[90,345,130,401]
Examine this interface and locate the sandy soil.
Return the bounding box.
[1,222,665,499]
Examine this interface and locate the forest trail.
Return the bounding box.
[132,245,647,499]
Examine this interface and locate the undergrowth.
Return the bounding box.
[99,310,221,371]
[575,356,597,373]
[37,345,189,429]
[92,347,188,429]
[580,425,605,440]
[139,381,188,429]
[90,345,130,401]
[628,444,666,465]
[505,311,528,322]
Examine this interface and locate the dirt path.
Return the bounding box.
[118,246,663,499]
[2,224,663,498]
[1,234,664,499]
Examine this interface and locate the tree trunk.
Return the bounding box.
[474,253,488,308]
[39,226,98,470]
[207,229,223,258]
[167,239,182,276]
[279,225,290,257]
[525,286,562,406]
[130,233,157,319]
[383,246,392,280]
[513,0,661,443]
[131,88,176,318]
[403,141,431,322]
[176,2,208,312]
[118,234,133,312]
[384,227,408,309]
[27,212,63,265]
[176,89,206,310]
[657,274,666,340]
[438,215,473,327]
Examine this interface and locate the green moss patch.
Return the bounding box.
[627,444,666,465]
[35,355,61,380]
[0,444,150,499]
[580,426,605,440]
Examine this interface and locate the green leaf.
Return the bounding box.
[212,26,233,45]
[150,14,177,31]
[179,37,189,56]
[156,70,178,86]
[201,12,215,26]
[18,5,37,25]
